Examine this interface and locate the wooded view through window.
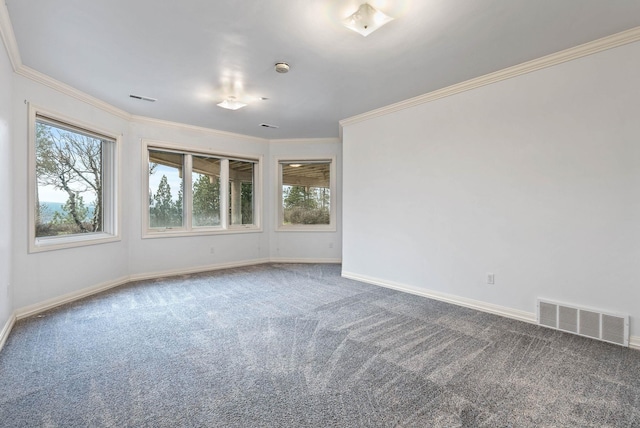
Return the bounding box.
[281,161,331,226]
[147,148,257,233]
[35,117,110,238]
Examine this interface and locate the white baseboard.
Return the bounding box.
[128,258,271,282]
[12,257,337,323]
[342,271,640,350]
[5,262,637,353]
[15,275,130,320]
[0,313,16,352]
[342,270,537,325]
[269,257,342,264]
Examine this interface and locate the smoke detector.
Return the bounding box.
[275,62,290,73]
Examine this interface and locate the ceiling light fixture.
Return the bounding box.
[275,62,290,74]
[217,96,247,110]
[343,3,394,37]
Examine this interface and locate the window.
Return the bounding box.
[277,158,336,231]
[29,106,119,252]
[145,142,261,236]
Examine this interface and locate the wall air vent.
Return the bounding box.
[129,94,157,102]
[537,299,629,347]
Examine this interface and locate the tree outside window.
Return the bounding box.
[280,161,331,226]
[35,118,107,237]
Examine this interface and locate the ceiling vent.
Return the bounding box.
[537,299,629,347]
[259,123,279,129]
[129,94,157,102]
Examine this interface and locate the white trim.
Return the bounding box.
[15,275,130,320]
[0,1,21,71]
[19,66,131,121]
[339,26,640,128]
[28,104,122,253]
[275,156,337,232]
[3,262,636,354]
[142,139,264,238]
[270,258,342,264]
[269,138,341,145]
[128,258,271,282]
[14,258,272,321]
[143,139,262,165]
[341,270,537,325]
[131,115,268,144]
[0,313,16,352]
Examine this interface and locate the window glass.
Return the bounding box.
[35,118,106,237]
[148,150,184,228]
[281,162,331,225]
[229,160,254,226]
[144,146,260,236]
[192,156,221,227]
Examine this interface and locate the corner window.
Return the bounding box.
[277,158,336,231]
[145,142,261,237]
[29,106,119,252]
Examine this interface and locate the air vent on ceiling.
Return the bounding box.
[537,299,629,347]
[259,123,279,129]
[129,94,157,102]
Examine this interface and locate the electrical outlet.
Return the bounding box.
[329,242,333,249]
[210,247,215,254]
[486,273,495,285]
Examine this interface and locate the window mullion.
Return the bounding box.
[184,154,193,231]
[220,158,229,229]
[278,163,284,226]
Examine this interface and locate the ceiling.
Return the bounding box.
[5,0,640,139]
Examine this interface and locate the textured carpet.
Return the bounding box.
[1,263,640,427]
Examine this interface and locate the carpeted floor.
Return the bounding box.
[1,263,640,427]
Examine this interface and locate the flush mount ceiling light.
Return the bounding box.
[217,96,247,110]
[343,3,394,37]
[275,62,290,73]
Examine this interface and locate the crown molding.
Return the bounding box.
[17,65,132,120]
[130,115,269,144]
[340,26,640,128]
[269,137,341,145]
[0,1,21,71]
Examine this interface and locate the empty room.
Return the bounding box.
[1,1,640,426]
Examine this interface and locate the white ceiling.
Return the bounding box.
[5,0,640,139]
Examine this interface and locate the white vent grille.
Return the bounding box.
[537,299,629,347]
[558,306,578,333]
[579,310,600,339]
[539,301,557,328]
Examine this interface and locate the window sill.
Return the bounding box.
[143,225,263,239]
[30,232,120,253]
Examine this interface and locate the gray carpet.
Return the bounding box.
[1,263,640,427]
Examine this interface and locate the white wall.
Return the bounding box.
[11,75,130,309]
[0,33,13,328]
[8,75,344,311]
[126,119,271,276]
[269,140,342,262]
[342,41,640,334]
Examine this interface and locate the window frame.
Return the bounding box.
[142,140,262,238]
[276,156,336,232]
[28,104,121,253]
